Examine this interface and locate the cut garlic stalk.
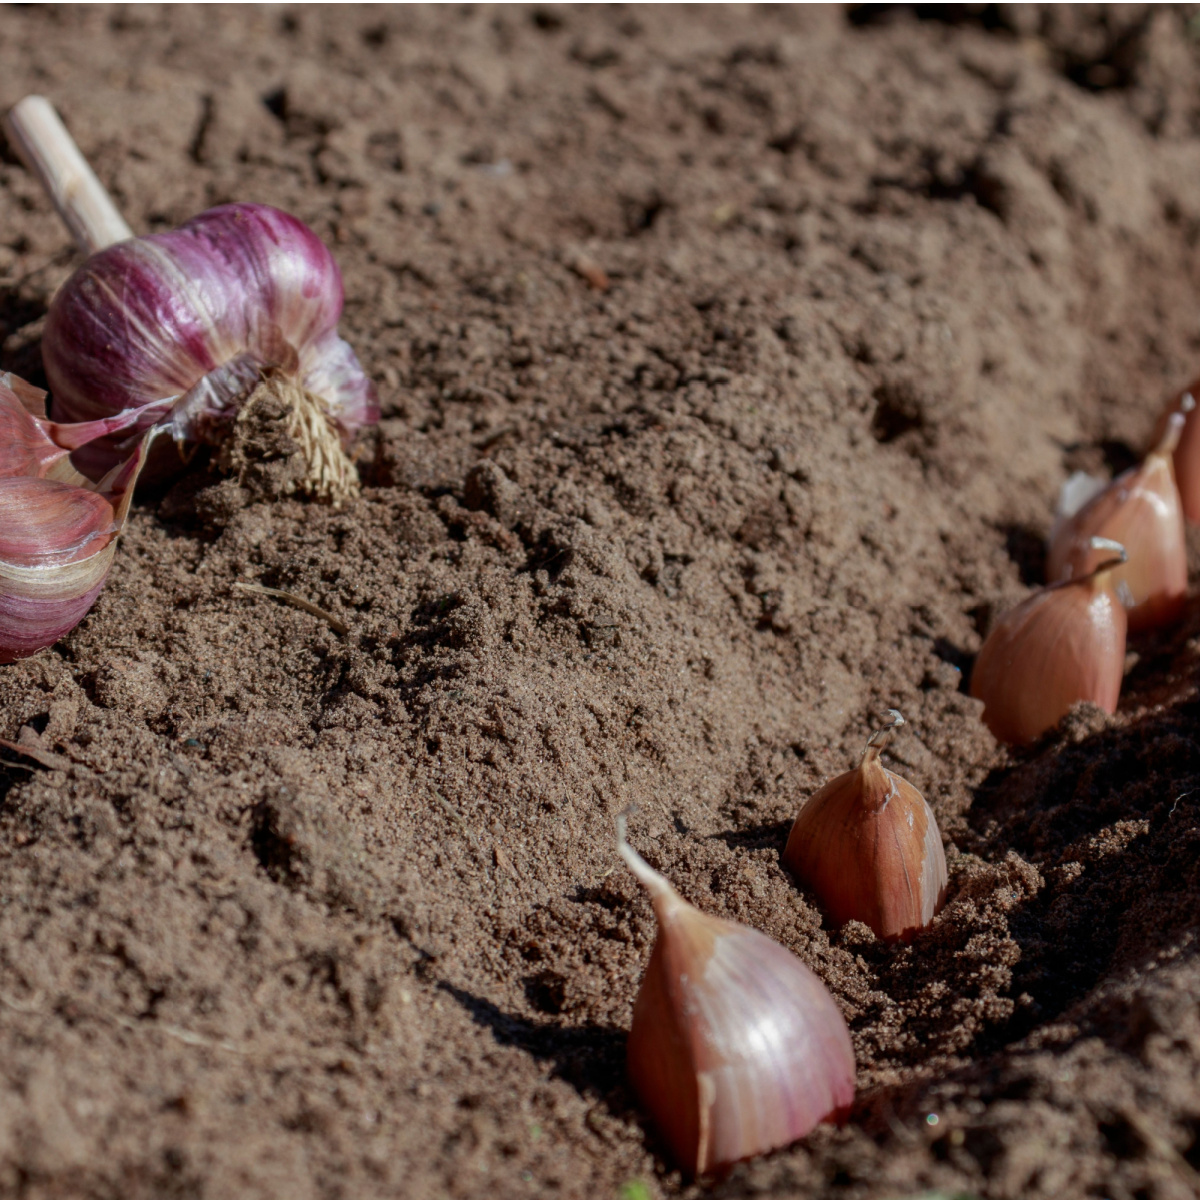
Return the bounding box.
[618,817,855,1176]
[783,711,948,942]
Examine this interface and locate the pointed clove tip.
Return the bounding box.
[616,810,676,903]
[1183,391,1196,415]
[1157,410,1187,456]
[1088,535,1127,566]
[864,708,906,759]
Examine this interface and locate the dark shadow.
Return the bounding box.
[1099,438,1138,478]
[710,820,792,854]
[870,381,924,446]
[0,761,31,810]
[439,982,632,1113]
[848,4,1011,29]
[931,636,973,694]
[998,523,1045,587]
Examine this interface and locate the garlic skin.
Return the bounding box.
[970,539,1128,745]
[1047,415,1186,632]
[619,822,855,1175]
[0,373,150,662]
[42,203,378,501]
[783,711,947,942]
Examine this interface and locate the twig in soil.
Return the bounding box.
[109,1010,242,1054]
[232,582,349,635]
[0,736,72,772]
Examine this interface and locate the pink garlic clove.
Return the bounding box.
[0,375,151,663]
[783,711,948,942]
[970,538,1129,745]
[1047,414,1186,632]
[619,819,856,1176]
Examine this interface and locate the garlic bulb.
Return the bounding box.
[971,538,1128,745]
[618,819,856,1175]
[0,373,151,662]
[6,97,378,503]
[1047,413,1186,632]
[782,711,947,942]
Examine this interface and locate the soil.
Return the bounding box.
[2,5,1200,1199]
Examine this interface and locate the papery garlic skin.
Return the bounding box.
[783,713,947,942]
[970,548,1128,746]
[620,827,855,1175]
[0,374,149,663]
[1047,416,1186,632]
[42,203,378,498]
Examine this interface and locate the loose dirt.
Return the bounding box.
[3,6,1200,1199]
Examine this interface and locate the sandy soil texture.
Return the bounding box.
[3,5,1200,1198]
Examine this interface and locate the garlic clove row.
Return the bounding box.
[1048,414,1186,632]
[0,375,151,662]
[971,538,1128,745]
[619,819,856,1175]
[783,711,947,942]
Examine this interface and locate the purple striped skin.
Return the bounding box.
[0,377,150,663]
[0,579,109,664]
[0,478,116,567]
[43,203,378,478]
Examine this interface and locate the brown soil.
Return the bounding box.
[3,5,1200,1199]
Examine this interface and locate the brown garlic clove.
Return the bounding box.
[782,711,947,942]
[1048,412,1187,632]
[618,819,856,1176]
[1154,386,1200,524]
[970,538,1128,745]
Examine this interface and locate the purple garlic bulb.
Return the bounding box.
[43,203,378,501]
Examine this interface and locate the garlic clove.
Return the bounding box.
[0,376,151,663]
[1047,414,1187,632]
[783,711,947,942]
[619,819,856,1175]
[970,538,1128,745]
[1154,387,1200,524]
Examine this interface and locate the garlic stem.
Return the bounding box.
[1155,411,1187,458]
[862,708,905,766]
[4,96,133,255]
[616,814,684,911]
